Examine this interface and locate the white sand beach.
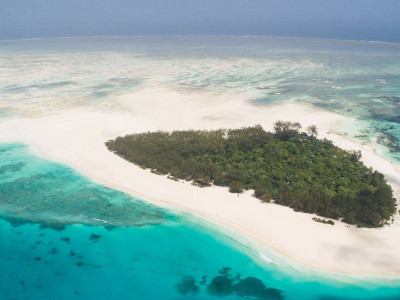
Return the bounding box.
[1,87,399,276]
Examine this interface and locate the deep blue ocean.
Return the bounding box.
[1,143,400,300]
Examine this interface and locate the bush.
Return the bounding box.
[312,217,334,225]
[229,181,244,194]
[254,182,271,202]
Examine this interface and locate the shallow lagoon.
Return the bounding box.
[1,143,400,300]
[0,37,399,163]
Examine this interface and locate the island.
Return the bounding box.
[106,121,396,228]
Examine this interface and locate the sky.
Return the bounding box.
[1,0,399,43]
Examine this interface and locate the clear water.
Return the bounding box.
[0,143,164,228]
[0,37,399,162]
[1,143,400,300]
[1,37,400,299]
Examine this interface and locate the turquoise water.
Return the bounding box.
[0,37,399,162]
[1,37,400,299]
[0,143,164,228]
[1,143,400,299]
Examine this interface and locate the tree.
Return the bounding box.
[306,125,318,137]
[229,181,244,194]
[349,150,362,162]
[254,181,271,202]
[106,124,396,227]
[273,121,302,141]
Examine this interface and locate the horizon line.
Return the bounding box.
[1,34,400,48]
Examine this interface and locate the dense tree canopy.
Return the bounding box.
[106,123,397,227]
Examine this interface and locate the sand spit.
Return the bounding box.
[0,87,399,276]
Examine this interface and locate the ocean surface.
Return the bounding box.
[1,37,400,299]
[1,36,399,162]
[1,143,400,300]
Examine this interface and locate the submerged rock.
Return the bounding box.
[207,275,234,297]
[233,276,267,297]
[176,276,199,295]
[60,237,70,243]
[178,267,284,299]
[89,233,101,242]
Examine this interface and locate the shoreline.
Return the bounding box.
[0,88,400,277]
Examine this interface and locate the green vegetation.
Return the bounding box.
[106,122,396,227]
[312,217,335,225]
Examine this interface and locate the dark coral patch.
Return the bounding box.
[176,276,199,295]
[60,237,70,243]
[89,234,101,242]
[178,267,284,299]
